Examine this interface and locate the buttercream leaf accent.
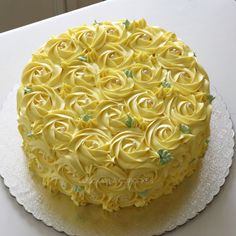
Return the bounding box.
[78,55,87,62]
[81,114,93,122]
[161,80,171,88]
[125,115,134,128]
[208,95,215,104]
[179,124,192,134]
[73,185,84,192]
[93,20,101,25]
[123,19,130,29]
[24,87,32,94]
[124,69,133,78]
[158,149,172,165]
[26,131,33,137]
[138,190,149,198]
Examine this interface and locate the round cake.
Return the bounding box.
[17,19,212,211]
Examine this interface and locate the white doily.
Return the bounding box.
[0,87,234,236]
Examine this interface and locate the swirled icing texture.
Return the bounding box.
[17,19,212,212]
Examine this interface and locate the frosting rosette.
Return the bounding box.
[87,165,127,198]
[96,100,127,134]
[17,85,64,122]
[127,18,147,31]
[102,21,127,43]
[24,147,56,178]
[17,19,212,211]
[86,165,129,211]
[43,34,80,64]
[128,167,158,193]
[145,117,193,151]
[168,65,209,96]
[98,69,134,100]
[40,110,78,148]
[69,128,112,168]
[130,63,164,90]
[67,24,106,50]
[127,90,165,123]
[21,56,62,88]
[97,44,133,68]
[127,19,177,55]
[55,151,88,185]
[166,94,210,126]
[126,26,163,54]
[111,130,158,170]
[156,40,196,69]
[65,86,101,116]
[61,59,99,88]
[156,40,193,58]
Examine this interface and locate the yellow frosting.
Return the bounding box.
[17,19,212,211]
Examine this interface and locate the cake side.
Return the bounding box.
[17,19,212,211]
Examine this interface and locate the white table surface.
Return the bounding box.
[0,0,236,235]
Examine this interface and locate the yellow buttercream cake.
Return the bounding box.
[17,19,212,211]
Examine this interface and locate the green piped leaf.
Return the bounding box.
[123,19,130,29]
[78,55,87,62]
[81,114,93,122]
[93,20,101,25]
[208,95,215,104]
[24,87,32,95]
[179,124,192,134]
[73,185,84,193]
[125,115,134,128]
[138,190,149,198]
[124,69,133,78]
[189,158,196,164]
[158,149,172,165]
[161,80,171,88]
[26,131,33,137]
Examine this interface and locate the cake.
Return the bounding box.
[17,19,212,211]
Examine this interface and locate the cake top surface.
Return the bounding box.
[17,18,212,181]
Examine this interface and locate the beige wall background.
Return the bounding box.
[0,0,103,33]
